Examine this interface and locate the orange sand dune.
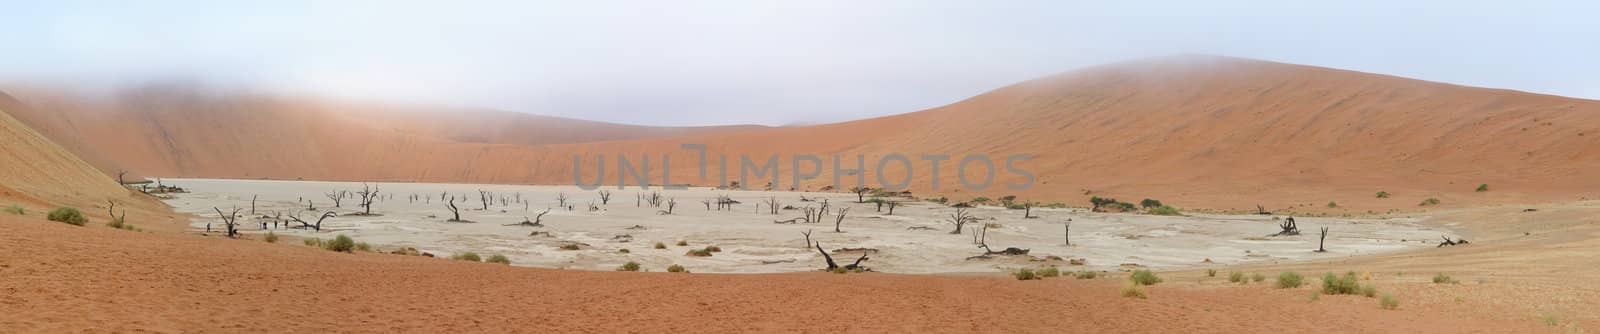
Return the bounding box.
[7,55,1600,213]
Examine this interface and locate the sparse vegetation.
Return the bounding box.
[703,245,722,253]
[1360,284,1378,297]
[264,232,279,243]
[1540,314,1559,327]
[304,238,322,247]
[47,207,87,226]
[453,252,482,262]
[1121,285,1148,299]
[559,244,581,251]
[618,248,631,254]
[832,267,848,274]
[1039,267,1061,278]
[1276,272,1304,289]
[1206,269,1217,277]
[1379,294,1399,310]
[1139,198,1163,209]
[1376,191,1390,198]
[1432,273,1458,284]
[685,248,713,257]
[654,242,667,249]
[1147,205,1181,216]
[1130,270,1162,286]
[1076,271,1098,279]
[1419,198,1441,206]
[5,204,23,215]
[1251,272,1266,283]
[354,242,372,252]
[617,261,641,272]
[324,234,356,253]
[676,240,689,246]
[1229,271,1246,283]
[1327,201,1338,208]
[1476,183,1489,192]
[487,254,512,265]
[667,264,688,273]
[1321,271,1361,295]
[1014,268,1038,280]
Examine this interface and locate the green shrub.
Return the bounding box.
[1321,272,1361,295]
[1039,267,1061,278]
[1327,201,1338,208]
[453,252,482,262]
[667,264,687,273]
[324,235,356,253]
[832,267,848,274]
[559,244,580,251]
[618,248,631,254]
[486,254,511,265]
[1005,204,1026,210]
[970,197,991,204]
[354,242,372,252]
[1360,284,1378,297]
[6,204,25,215]
[1076,271,1098,279]
[685,249,713,257]
[1541,314,1559,327]
[1130,270,1162,286]
[1419,198,1440,206]
[1376,191,1390,198]
[1139,199,1163,209]
[1251,272,1266,282]
[1309,290,1321,302]
[704,245,722,253]
[1206,269,1217,277]
[1475,183,1489,192]
[1014,268,1038,280]
[1379,294,1399,310]
[1276,272,1304,289]
[105,217,125,229]
[304,238,322,247]
[264,232,279,243]
[1432,273,1457,284]
[1229,271,1246,283]
[47,207,87,226]
[1044,202,1068,209]
[1121,285,1147,299]
[617,261,641,272]
[654,242,667,249]
[1147,205,1181,216]
[676,240,689,246]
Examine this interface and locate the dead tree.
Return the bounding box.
[1256,204,1272,215]
[887,201,897,215]
[506,209,549,227]
[116,170,128,186]
[325,190,346,208]
[833,207,849,233]
[1022,201,1036,219]
[598,190,612,205]
[1437,235,1470,247]
[849,186,871,203]
[762,196,780,215]
[250,195,258,215]
[1315,226,1329,252]
[445,197,466,222]
[656,198,677,215]
[305,199,315,210]
[702,199,712,210]
[478,190,491,210]
[556,193,568,207]
[213,207,242,238]
[645,192,665,207]
[948,207,975,234]
[288,210,336,231]
[1271,217,1299,236]
[107,199,117,218]
[979,244,1030,256]
[356,183,380,215]
[1063,220,1072,246]
[815,243,869,271]
[801,229,814,248]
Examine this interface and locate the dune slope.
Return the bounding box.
[7,56,1600,212]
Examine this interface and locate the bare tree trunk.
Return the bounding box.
[834,207,849,233]
[1316,227,1329,252]
[1064,221,1071,246]
[801,229,813,248]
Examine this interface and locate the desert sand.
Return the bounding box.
[4,55,1599,333]
[9,56,1600,213]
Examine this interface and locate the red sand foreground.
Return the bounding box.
[0,215,1540,333]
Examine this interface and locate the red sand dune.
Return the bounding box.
[7,55,1600,213]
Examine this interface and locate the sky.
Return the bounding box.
[2,0,1597,126]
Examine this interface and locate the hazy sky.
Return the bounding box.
[3,1,1597,126]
